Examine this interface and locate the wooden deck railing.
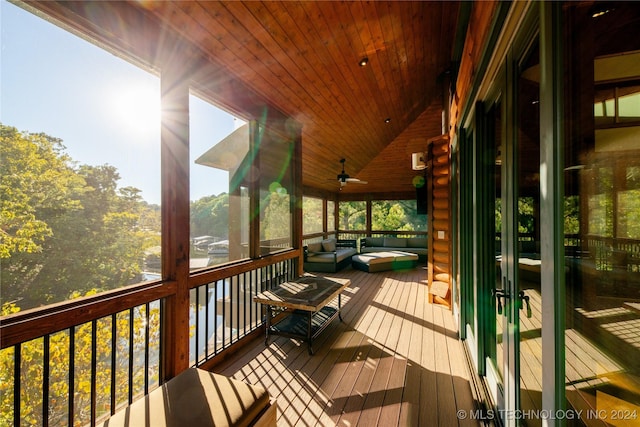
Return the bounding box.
[0,249,300,427]
[188,252,299,367]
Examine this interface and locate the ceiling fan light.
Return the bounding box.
[590,4,613,18]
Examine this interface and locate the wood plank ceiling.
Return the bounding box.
[24,1,460,196]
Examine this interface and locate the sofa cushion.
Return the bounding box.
[365,237,384,247]
[407,237,427,248]
[335,247,357,262]
[322,238,336,252]
[307,242,323,253]
[353,251,418,264]
[101,368,271,427]
[383,237,407,248]
[306,252,336,263]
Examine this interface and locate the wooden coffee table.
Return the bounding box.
[254,275,350,355]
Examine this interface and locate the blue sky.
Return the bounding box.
[1,1,238,204]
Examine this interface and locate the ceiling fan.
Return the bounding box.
[336,158,367,187]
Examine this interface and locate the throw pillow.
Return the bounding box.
[307,242,323,253]
[322,238,336,252]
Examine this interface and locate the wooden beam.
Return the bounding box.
[292,121,304,276]
[160,59,191,379]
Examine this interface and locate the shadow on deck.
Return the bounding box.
[213,266,483,427]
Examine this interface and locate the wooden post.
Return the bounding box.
[291,122,304,277]
[161,62,191,379]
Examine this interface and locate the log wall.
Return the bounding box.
[427,135,452,308]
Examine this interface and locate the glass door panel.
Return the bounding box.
[492,102,505,384]
[477,96,506,415]
[563,3,640,425]
[516,39,542,425]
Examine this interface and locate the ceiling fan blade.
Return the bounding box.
[346,178,367,184]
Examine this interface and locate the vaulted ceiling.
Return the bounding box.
[24,1,461,197]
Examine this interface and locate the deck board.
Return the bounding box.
[214,267,481,426]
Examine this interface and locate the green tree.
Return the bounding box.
[0,125,83,259]
[518,197,535,235]
[339,201,366,230]
[190,193,229,239]
[564,195,580,235]
[1,125,159,310]
[372,200,426,232]
[302,197,323,235]
[261,191,290,240]
[0,298,161,426]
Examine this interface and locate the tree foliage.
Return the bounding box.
[372,200,426,231]
[0,125,83,259]
[339,201,366,230]
[190,193,229,238]
[0,300,161,427]
[1,124,164,423]
[261,191,290,240]
[302,197,323,235]
[336,200,427,232]
[1,124,160,310]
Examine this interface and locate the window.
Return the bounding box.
[338,201,366,231]
[594,83,640,127]
[327,201,336,232]
[303,197,323,235]
[1,4,161,312]
[371,200,427,232]
[189,94,248,268]
[616,165,640,239]
[587,167,614,237]
[564,4,640,421]
[258,123,295,254]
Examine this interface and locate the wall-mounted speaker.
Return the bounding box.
[412,152,426,170]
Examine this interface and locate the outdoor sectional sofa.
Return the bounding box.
[359,236,428,261]
[303,238,357,273]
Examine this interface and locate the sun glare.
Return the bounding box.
[109,83,160,139]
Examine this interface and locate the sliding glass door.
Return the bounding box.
[562,3,640,424]
[483,20,543,427]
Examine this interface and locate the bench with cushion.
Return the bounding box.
[352,251,419,273]
[359,236,427,261]
[303,238,357,273]
[101,368,276,427]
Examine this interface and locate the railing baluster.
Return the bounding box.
[144,302,150,395]
[195,287,200,364]
[236,274,240,342]
[91,319,97,425]
[222,279,226,349]
[205,283,210,359]
[110,314,117,415]
[158,300,164,386]
[14,344,20,427]
[43,335,50,427]
[68,326,75,426]
[213,280,218,354]
[250,270,255,331]
[128,308,134,404]
[242,272,246,337]
[230,275,235,344]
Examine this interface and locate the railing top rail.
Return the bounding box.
[188,249,301,287]
[2,249,302,349]
[1,281,176,349]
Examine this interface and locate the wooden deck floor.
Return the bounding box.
[214,267,482,427]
